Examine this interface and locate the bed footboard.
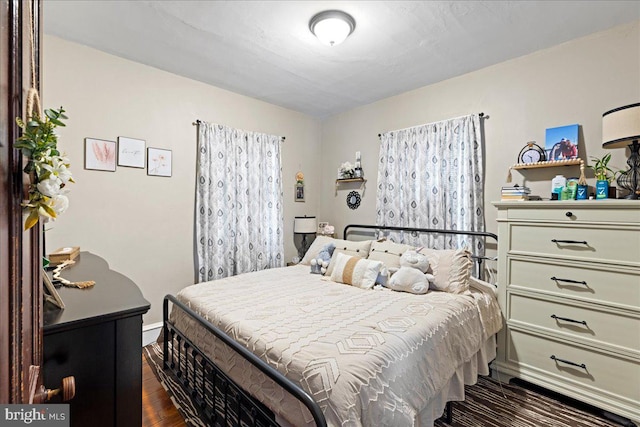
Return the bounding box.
[163,295,327,427]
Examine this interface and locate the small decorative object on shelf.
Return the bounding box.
[354,151,363,178]
[517,141,546,164]
[338,161,355,179]
[545,124,579,161]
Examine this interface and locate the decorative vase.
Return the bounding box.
[595,180,609,199]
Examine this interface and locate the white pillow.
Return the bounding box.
[325,239,373,276]
[300,235,335,265]
[367,240,414,269]
[418,247,472,294]
[330,253,382,290]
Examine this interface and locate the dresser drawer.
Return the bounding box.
[507,205,640,223]
[510,224,640,265]
[509,294,640,353]
[508,330,640,403]
[508,258,640,309]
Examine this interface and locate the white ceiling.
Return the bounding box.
[44,1,640,118]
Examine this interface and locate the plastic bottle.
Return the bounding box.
[551,175,566,199]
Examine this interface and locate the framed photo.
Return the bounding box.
[85,138,116,171]
[43,269,64,309]
[295,183,304,202]
[147,147,172,177]
[117,136,145,168]
[317,221,328,234]
[545,124,579,161]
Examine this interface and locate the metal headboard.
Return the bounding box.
[343,224,498,282]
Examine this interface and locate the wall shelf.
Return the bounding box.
[511,158,583,170]
[335,177,366,195]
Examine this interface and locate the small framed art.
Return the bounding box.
[43,269,64,309]
[147,147,172,177]
[295,183,304,202]
[117,136,145,168]
[317,221,328,234]
[545,124,579,161]
[85,138,116,171]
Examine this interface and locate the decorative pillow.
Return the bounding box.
[330,253,382,290]
[367,240,414,269]
[300,235,335,265]
[325,239,373,276]
[417,247,472,294]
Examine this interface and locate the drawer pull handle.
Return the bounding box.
[550,355,586,370]
[551,239,588,245]
[550,314,587,326]
[550,276,588,286]
[565,211,573,217]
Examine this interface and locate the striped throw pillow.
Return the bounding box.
[330,253,382,290]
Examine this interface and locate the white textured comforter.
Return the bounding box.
[172,265,502,427]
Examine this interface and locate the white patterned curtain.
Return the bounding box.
[196,122,284,282]
[376,114,485,254]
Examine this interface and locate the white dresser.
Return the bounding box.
[493,200,640,424]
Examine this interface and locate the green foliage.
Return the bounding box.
[589,153,619,183]
[15,107,67,174]
[15,107,72,230]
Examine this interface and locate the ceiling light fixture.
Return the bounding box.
[309,10,356,47]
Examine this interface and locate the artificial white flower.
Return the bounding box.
[36,177,62,198]
[42,156,73,184]
[49,194,69,216]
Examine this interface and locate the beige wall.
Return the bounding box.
[320,21,640,245]
[43,20,639,324]
[43,36,321,324]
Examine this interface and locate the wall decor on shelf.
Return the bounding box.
[545,124,579,161]
[85,138,116,172]
[117,136,146,168]
[147,147,172,177]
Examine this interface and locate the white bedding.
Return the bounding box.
[172,264,502,427]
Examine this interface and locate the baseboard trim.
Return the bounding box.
[142,321,163,347]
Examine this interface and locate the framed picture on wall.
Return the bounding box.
[295,183,304,202]
[117,136,146,168]
[85,138,116,172]
[147,147,172,177]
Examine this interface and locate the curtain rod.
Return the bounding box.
[192,120,286,141]
[377,112,489,138]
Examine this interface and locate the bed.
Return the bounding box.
[163,225,501,427]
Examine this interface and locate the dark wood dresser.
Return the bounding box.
[43,252,150,427]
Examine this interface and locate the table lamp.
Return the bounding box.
[294,216,317,258]
[603,103,640,199]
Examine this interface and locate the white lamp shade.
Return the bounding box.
[309,10,356,46]
[294,216,317,233]
[602,103,640,149]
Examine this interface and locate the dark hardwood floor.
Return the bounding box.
[142,355,187,427]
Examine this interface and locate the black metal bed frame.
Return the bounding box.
[163,224,499,426]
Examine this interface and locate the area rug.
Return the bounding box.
[144,342,629,427]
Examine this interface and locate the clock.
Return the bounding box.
[518,142,546,164]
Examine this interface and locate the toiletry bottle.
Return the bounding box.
[551,175,566,199]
